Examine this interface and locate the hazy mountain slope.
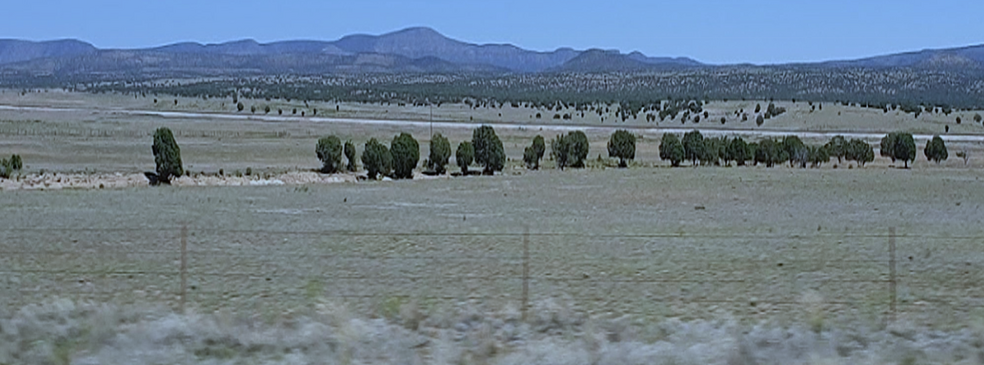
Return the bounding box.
[0,39,97,64]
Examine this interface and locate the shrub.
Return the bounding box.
[975,113,983,124]
[428,133,451,174]
[10,154,22,170]
[344,141,357,171]
[756,114,765,126]
[0,159,10,179]
[152,127,183,185]
[390,133,419,179]
[361,138,392,180]
[607,130,636,168]
[523,146,538,169]
[532,135,545,167]
[472,126,505,174]
[923,135,948,164]
[456,141,474,174]
[315,136,343,173]
[237,102,244,112]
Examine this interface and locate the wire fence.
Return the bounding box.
[1,226,982,325]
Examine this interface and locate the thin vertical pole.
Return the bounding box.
[522,227,530,321]
[180,225,188,313]
[888,227,897,323]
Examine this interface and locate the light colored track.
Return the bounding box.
[3,104,983,143]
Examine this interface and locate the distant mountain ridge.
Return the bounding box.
[1,27,983,76]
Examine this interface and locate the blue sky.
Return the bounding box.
[3,0,983,64]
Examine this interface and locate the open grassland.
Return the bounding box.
[2,168,984,331]
[3,90,984,178]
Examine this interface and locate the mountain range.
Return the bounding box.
[1,27,983,78]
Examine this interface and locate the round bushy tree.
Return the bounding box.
[315,136,343,173]
[682,130,705,166]
[472,125,505,174]
[607,130,636,168]
[529,135,546,169]
[390,133,419,179]
[362,138,392,180]
[551,134,571,170]
[659,133,685,167]
[923,135,948,164]
[848,139,874,166]
[566,131,590,168]
[344,141,357,171]
[428,133,451,174]
[726,137,749,166]
[456,141,474,174]
[152,127,183,185]
[825,135,848,163]
[884,132,916,168]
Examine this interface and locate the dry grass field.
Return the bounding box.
[3,90,984,364]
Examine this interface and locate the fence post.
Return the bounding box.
[888,227,896,323]
[180,225,188,313]
[522,227,530,321]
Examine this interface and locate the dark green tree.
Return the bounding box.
[825,135,848,163]
[9,154,22,171]
[531,135,545,169]
[975,113,983,124]
[882,132,916,168]
[607,130,636,168]
[782,136,807,167]
[390,133,420,179]
[848,139,874,166]
[237,102,244,112]
[472,125,505,174]
[756,114,765,126]
[456,141,474,174]
[362,138,392,180]
[755,138,782,167]
[428,133,451,174]
[923,135,948,164]
[523,146,538,169]
[682,130,705,166]
[552,131,590,169]
[726,137,749,166]
[659,133,685,167]
[808,145,830,167]
[315,136,343,173]
[344,141,357,171]
[151,127,183,185]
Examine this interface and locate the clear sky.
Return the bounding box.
[2,0,983,65]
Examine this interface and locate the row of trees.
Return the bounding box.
[657,131,876,168]
[146,125,955,187]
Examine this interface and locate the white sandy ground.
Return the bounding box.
[1,298,982,365]
[0,171,455,191]
[3,104,984,143]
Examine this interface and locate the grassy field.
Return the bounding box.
[2,168,983,330]
[3,90,984,175]
[3,90,984,363]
